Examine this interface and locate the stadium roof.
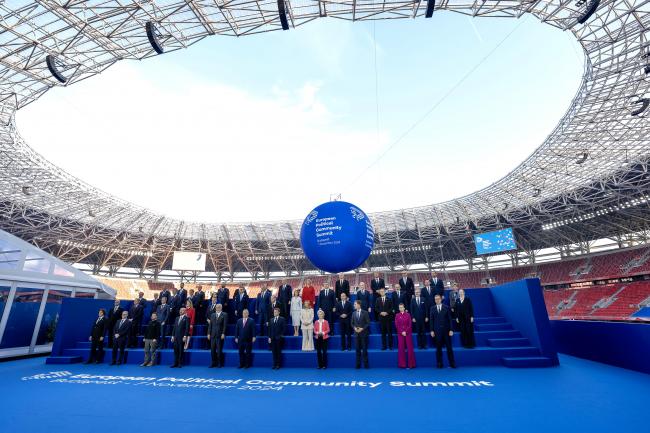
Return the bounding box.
[0,0,649,276]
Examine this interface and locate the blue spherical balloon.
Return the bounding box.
[300,201,374,273]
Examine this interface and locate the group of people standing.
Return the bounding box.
[85,272,476,370]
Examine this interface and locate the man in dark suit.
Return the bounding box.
[391,283,408,313]
[235,309,256,369]
[277,279,292,318]
[352,301,370,369]
[111,310,131,365]
[171,307,190,368]
[375,288,394,350]
[234,286,249,320]
[193,286,206,324]
[429,294,456,368]
[86,308,107,364]
[370,272,385,315]
[216,283,230,310]
[128,298,144,348]
[206,293,219,325]
[156,296,170,348]
[430,272,445,300]
[208,304,228,368]
[398,271,415,307]
[107,300,123,347]
[335,273,350,300]
[255,285,272,336]
[410,288,429,349]
[268,307,285,369]
[268,295,284,320]
[159,287,171,308]
[421,280,434,305]
[355,282,372,315]
[335,292,353,351]
[317,282,336,323]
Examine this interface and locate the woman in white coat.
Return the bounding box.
[301,300,314,351]
[290,289,303,336]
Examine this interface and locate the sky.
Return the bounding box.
[18,12,584,223]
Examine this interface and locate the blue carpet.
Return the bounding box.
[0,354,647,433]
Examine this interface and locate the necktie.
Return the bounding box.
[274,317,277,324]
[96,318,101,325]
[417,297,420,304]
[382,297,385,303]
[438,305,441,313]
[120,319,124,327]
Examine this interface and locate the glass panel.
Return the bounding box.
[0,288,44,349]
[23,254,50,274]
[0,286,10,327]
[35,289,71,345]
[0,238,21,270]
[52,264,74,278]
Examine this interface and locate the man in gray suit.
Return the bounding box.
[207,304,228,368]
[352,300,370,369]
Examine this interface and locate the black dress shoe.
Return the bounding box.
[117,362,122,365]
[237,366,243,369]
[437,363,443,369]
[84,361,92,365]
[209,364,216,368]
[94,361,101,364]
[170,365,177,368]
[110,362,116,366]
[364,365,370,369]
[355,365,361,369]
[450,363,457,369]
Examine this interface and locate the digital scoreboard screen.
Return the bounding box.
[474,228,517,255]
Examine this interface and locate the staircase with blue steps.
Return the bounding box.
[50,316,555,368]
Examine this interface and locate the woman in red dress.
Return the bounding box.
[301,278,316,309]
[395,303,416,369]
[184,299,196,350]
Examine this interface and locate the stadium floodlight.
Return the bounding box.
[145,21,164,55]
[277,0,289,30]
[425,0,435,18]
[576,0,600,24]
[21,186,34,196]
[533,189,542,197]
[88,209,96,218]
[645,65,650,75]
[45,55,67,83]
[575,152,589,164]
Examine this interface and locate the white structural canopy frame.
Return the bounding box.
[0,0,649,277]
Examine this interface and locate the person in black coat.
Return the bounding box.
[206,293,219,324]
[335,292,353,351]
[233,286,249,320]
[268,307,285,369]
[193,286,206,325]
[391,283,408,312]
[86,308,107,364]
[268,295,285,320]
[208,304,228,368]
[355,282,372,315]
[107,300,123,347]
[171,307,191,368]
[317,282,336,323]
[255,286,272,336]
[235,309,256,369]
[159,288,171,307]
[335,273,350,300]
[421,280,434,305]
[111,310,131,365]
[370,272,385,318]
[156,297,171,348]
[277,280,292,318]
[141,313,161,367]
[128,298,144,348]
[398,271,415,307]
[410,288,429,349]
[352,301,370,369]
[216,284,230,310]
[429,294,456,368]
[430,272,445,299]
[375,288,394,350]
[455,289,476,348]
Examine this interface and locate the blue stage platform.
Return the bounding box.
[47,279,559,369]
[2,354,648,433]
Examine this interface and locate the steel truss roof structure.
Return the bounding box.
[0,0,649,278]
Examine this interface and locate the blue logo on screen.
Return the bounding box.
[474,228,516,255]
[300,201,374,273]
